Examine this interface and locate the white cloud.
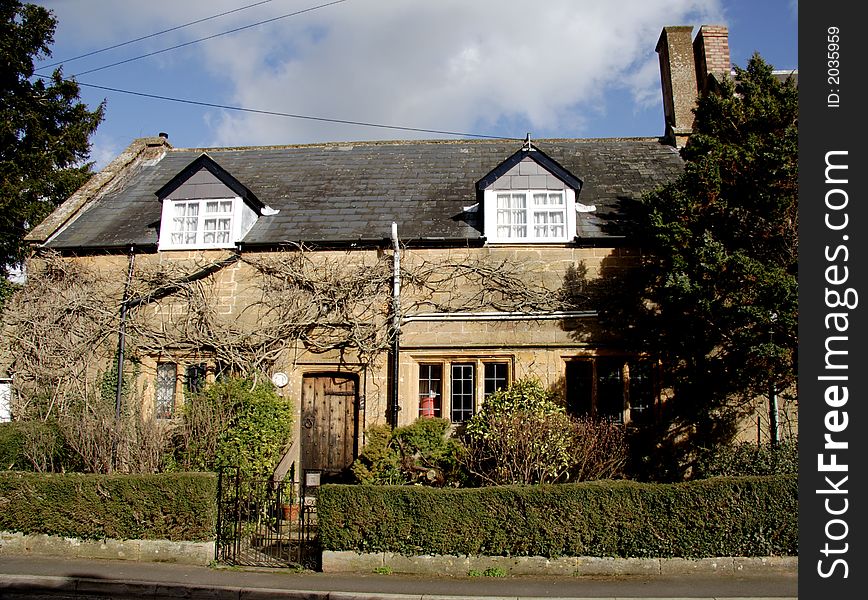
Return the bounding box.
[38,0,725,146]
[204,0,724,145]
[88,132,125,171]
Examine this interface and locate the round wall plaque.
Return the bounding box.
[271,372,289,388]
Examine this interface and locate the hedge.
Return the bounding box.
[0,472,217,541]
[318,475,797,558]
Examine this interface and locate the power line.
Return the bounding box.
[72,79,521,141]
[56,0,350,78]
[39,0,278,70]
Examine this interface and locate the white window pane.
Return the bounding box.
[218,218,231,230]
[203,232,215,244]
[173,203,187,217]
[187,203,199,216]
[220,200,233,213]
[204,219,216,231]
[206,201,218,213]
[216,231,230,243]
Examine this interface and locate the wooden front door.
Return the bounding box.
[300,374,358,476]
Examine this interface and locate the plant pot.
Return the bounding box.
[280,504,300,521]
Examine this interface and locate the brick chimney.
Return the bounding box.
[656,24,731,147]
[693,25,731,94]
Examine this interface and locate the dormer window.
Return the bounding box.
[477,142,585,245]
[155,153,270,251]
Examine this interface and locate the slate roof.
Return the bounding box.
[44,137,684,250]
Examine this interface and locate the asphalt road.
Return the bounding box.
[0,555,797,599]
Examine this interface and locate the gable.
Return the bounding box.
[485,158,569,191]
[476,143,583,192]
[163,168,239,201]
[155,153,263,210]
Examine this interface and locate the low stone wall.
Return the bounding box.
[0,532,214,565]
[322,550,798,577]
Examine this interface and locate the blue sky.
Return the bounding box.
[34,0,797,168]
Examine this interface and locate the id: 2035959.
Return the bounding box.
[827,26,840,108]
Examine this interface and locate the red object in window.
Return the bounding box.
[420,392,436,417]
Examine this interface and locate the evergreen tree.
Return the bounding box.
[0,0,104,282]
[637,55,797,462]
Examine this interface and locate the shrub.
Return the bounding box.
[351,418,465,486]
[0,422,27,470]
[0,421,82,472]
[351,424,403,484]
[58,395,175,474]
[462,378,627,484]
[694,440,798,478]
[175,375,293,480]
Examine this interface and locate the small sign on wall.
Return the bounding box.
[0,379,12,422]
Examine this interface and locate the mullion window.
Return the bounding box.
[450,363,475,422]
[628,360,656,424]
[596,358,625,422]
[419,364,443,417]
[566,357,655,424]
[483,362,508,398]
[155,362,177,419]
[185,363,207,395]
[496,193,527,239]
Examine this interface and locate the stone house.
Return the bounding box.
[5,25,789,477]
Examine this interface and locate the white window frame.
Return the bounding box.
[483,188,577,243]
[158,197,244,250]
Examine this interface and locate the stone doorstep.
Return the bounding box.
[321,551,798,577]
[0,531,214,565]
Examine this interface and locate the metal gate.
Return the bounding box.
[215,467,320,569]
